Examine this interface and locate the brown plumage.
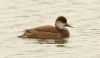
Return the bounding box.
[19,16,72,39]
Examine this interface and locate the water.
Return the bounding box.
[0,0,100,58]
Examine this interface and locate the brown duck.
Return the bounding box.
[19,16,72,39]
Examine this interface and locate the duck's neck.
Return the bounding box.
[56,27,64,37]
[56,27,63,32]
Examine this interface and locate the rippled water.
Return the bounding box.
[0,0,100,58]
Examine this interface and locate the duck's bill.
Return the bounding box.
[65,23,73,27]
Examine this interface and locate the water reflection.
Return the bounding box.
[20,37,69,47]
[38,38,68,44]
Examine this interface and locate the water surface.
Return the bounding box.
[0,0,100,58]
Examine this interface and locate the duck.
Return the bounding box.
[19,16,72,39]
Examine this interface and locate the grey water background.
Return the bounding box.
[0,0,100,58]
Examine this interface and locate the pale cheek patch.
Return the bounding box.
[56,21,65,29]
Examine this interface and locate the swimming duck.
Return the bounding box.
[19,16,72,39]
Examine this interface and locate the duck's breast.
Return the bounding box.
[62,28,70,37]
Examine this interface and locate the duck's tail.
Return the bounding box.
[18,29,33,38]
[19,31,33,38]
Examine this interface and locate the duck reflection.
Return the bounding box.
[37,38,69,47]
[20,37,69,47]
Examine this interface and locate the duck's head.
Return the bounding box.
[55,16,72,29]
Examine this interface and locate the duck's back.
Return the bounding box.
[26,25,58,33]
